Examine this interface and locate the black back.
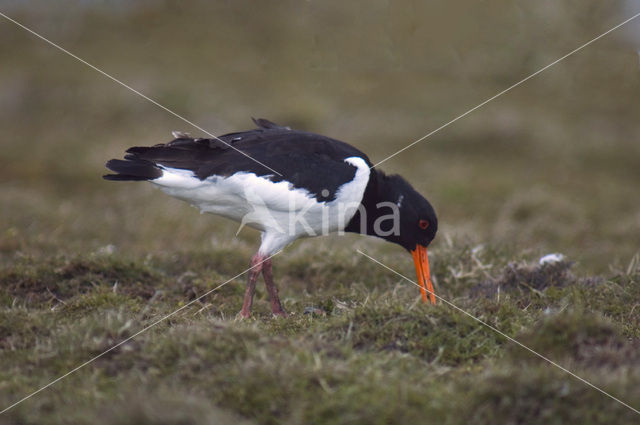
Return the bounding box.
[104,119,372,202]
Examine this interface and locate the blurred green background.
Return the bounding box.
[1,0,639,270]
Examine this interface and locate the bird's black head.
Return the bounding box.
[384,174,438,251]
[379,173,438,304]
[345,170,438,304]
[350,172,437,251]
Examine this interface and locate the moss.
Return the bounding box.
[3,244,640,425]
[508,310,640,369]
[59,290,143,317]
[470,260,576,303]
[460,366,639,425]
[0,308,53,350]
[0,257,159,305]
[321,303,504,365]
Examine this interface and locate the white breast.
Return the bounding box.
[150,157,370,255]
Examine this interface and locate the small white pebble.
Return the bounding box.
[97,244,116,255]
[539,253,565,265]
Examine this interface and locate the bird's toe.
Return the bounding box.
[272,309,288,318]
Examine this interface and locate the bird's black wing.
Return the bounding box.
[104,119,372,202]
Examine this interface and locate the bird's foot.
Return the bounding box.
[236,309,252,320]
[271,308,288,318]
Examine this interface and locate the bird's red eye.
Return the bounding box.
[419,219,429,230]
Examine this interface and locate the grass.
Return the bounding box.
[2,246,640,424]
[2,0,640,423]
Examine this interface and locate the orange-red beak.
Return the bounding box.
[411,245,436,305]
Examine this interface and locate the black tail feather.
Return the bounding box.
[103,158,162,181]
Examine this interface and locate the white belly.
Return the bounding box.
[150,157,370,254]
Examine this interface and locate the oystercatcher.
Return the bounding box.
[104,118,438,317]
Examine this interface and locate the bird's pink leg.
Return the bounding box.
[240,253,264,318]
[262,257,288,317]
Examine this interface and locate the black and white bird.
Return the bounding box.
[104,118,438,317]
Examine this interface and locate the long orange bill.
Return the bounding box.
[411,245,436,305]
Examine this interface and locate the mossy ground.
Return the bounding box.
[2,1,640,423]
[2,247,640,424]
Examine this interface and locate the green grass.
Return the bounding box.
[2,0,640,423]
[2,247,640,424]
